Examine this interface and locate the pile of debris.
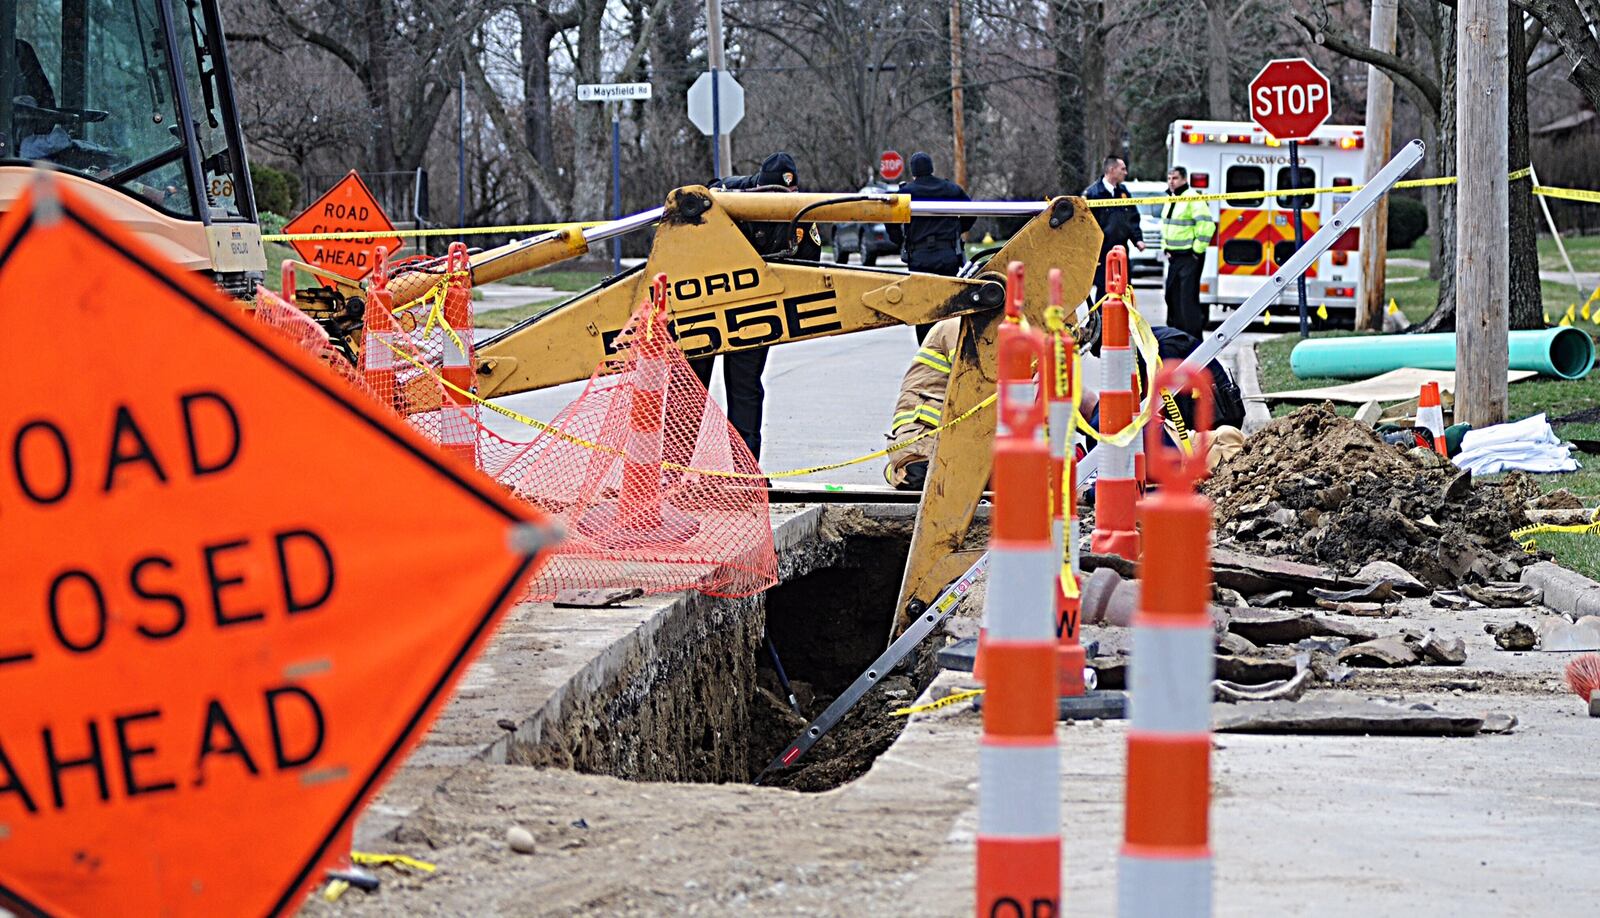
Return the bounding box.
[1205,403,1541,587]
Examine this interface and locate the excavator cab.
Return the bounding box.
[0,0,265,296]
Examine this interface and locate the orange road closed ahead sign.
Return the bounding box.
[0,178,550,916]
[282,171,403,280]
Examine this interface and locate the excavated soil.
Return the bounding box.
[1205,403,1542,586]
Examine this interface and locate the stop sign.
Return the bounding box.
[1248,58,1331,141]
[880,150,904,181]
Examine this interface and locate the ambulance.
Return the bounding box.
[1166,119,1368,323]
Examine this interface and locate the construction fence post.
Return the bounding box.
[1045,269,1085,699]
[1091,246,1140,561]
[439,241,480,468]
[1119,362,1217,918]
[976,269,1060,917]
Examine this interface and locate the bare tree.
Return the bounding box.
[1296,0,1545,331]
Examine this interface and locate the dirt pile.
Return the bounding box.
[1205,403,1540,587]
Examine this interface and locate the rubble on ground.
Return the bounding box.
[1205,403,1543,587]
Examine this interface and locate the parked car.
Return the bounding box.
[1125,179,1166,278]
[830,185,901,265]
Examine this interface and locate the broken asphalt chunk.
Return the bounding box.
[1417,633,1467,666]
[1355,560,1429,596]
[1462,581,1542,608]
[1335,638,1421,668]
[1311,580,1397,604]
[1213,698,1484,736]
[1485,621,1538,651]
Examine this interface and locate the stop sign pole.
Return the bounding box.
[1250,58,1331,337]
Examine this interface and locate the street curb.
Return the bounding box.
[1520,561,1600,616]
[1235,341,1273,435]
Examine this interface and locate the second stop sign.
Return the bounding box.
[1248,58,1331,141]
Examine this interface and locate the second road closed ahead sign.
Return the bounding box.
[282,171,404,281]
[0,178,552,916]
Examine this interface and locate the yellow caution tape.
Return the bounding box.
[270,168,1587,248]
[1532,185,1600,206]
[1512,508,1600,550]
[378,335,997,480]
[1075,292,1162,449]
[892,688,985,717]
[351,851,439,873]
[264,221,603,243]
[1088,166,1537,210]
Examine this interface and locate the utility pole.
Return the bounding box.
[949,0,967,188]
[457,70,467,236]
[1357,0,1397,331]
[706,0,732,178]
[1456,0,1509,426]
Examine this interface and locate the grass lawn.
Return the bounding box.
[1523,529,1600,580]
[1390,233,1600,279]
[476,299,567,329]
[491,269,609,291]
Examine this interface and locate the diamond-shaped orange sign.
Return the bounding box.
[0,178,550,916]
[283,171,404,280]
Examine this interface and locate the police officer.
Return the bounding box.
[1083,155,1144,299]
[1160,165,1216,340]
[690,152,820,460]
[886,152,974,343]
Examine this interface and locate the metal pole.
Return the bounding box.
[611,109,623,274]
[1531,164,1583,298]
[1290,139,1308,337]
[711,67,722,179]
[458,70,466,238]
[706,0,730,178]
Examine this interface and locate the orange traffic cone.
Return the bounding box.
[1418,381,1447,457]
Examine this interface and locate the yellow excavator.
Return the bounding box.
[370,189,1103,632]
[1,1,1105,633]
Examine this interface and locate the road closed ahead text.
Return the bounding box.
[2,388,340,815]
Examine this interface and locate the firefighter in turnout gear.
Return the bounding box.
[1160,165,1216,340]
[883,317,960,489]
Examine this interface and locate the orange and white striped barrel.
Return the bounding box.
[1045,269,1085,698]
[1091,246,1139,561]
[1120,362,1216,918]
[363,247,402,410]
[438,242,479,467]
[975,262,1037,685]
[977,302,1059,918]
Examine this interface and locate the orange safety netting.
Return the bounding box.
[256,254,777,601]
[495,276,778,598]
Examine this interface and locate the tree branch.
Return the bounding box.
[462,53,563,208]
[613,0,674,82]
[1291,11,1440,116]
[1514,0,1600,113]
[262,0,368,83]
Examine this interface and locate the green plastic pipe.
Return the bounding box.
[1289,327,1595,380]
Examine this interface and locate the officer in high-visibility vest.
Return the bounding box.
[1160,165,1216,339]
